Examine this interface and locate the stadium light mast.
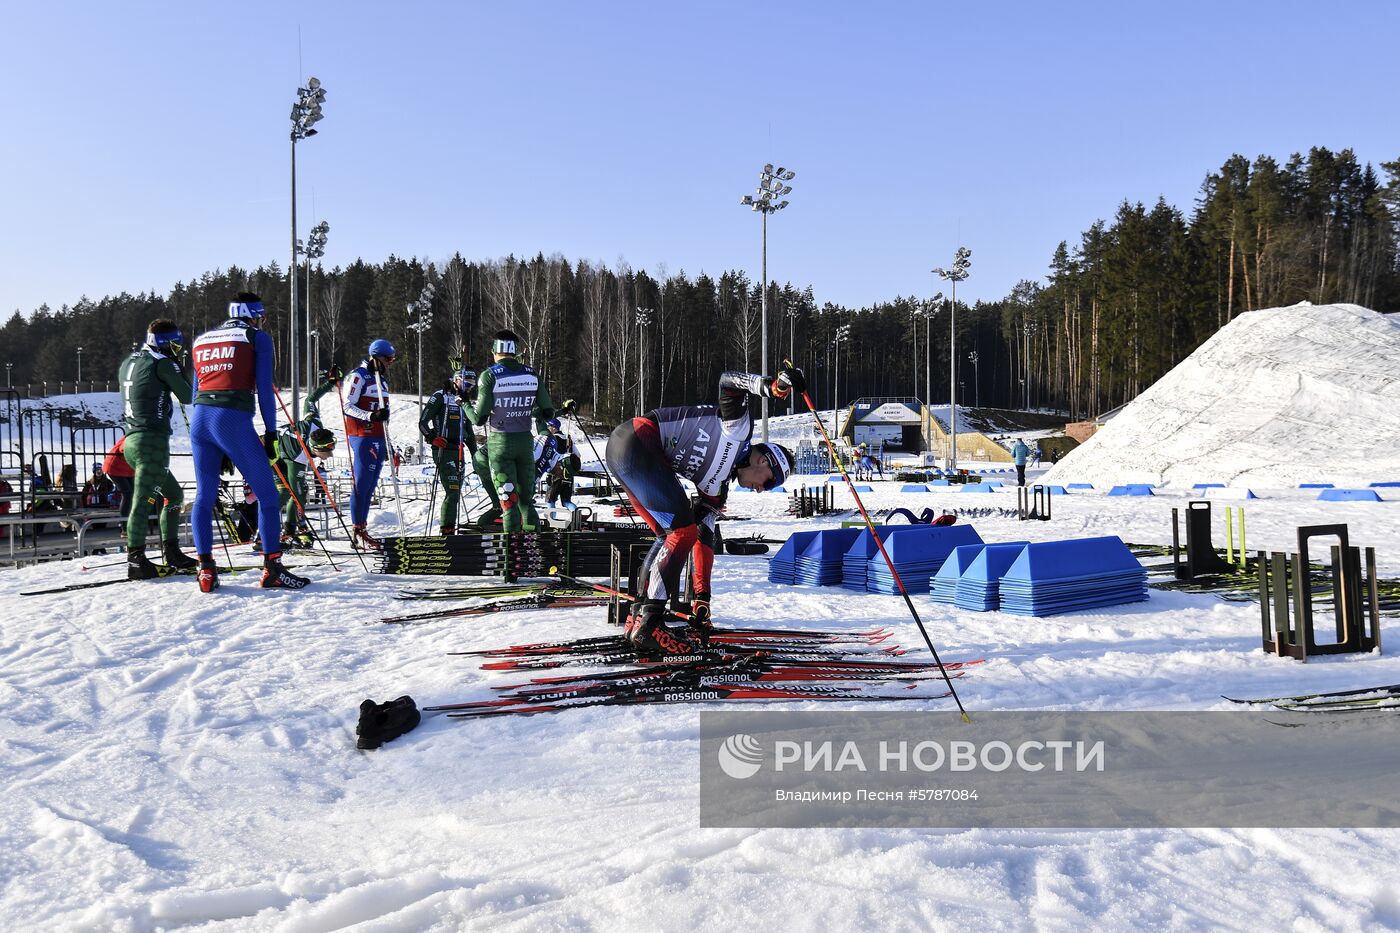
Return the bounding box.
[304,220,329,388]
[833,322,852,439]
[924,294,942,461]
[289,76,326,420]
[739,162,795,443]
[933,247,971,469]
[407,282,437,414]
[635,306,653,415]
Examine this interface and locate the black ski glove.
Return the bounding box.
[263,430,278,459]
[771,365,806,399]
[219,454,234,477]
[370,407,391,423]
[322,364,344,383]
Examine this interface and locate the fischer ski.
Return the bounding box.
[21,565,262,596]
[1223,682,1400,706]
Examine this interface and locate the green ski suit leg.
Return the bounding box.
[123,432,183,549]
[488,434,538,532]
[435,448,464,527]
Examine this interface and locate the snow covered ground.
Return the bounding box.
[3,469,1400,930]
[5,366,1400,930]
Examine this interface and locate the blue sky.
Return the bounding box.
[3,0,1396,317]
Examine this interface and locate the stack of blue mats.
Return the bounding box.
[998,536,1149,616]
[952,542,1031,611]
[793,528,863,586]
[865,524,984,595]
[767,530,823,585]
[929,543,988,605]
[841,525,903,591]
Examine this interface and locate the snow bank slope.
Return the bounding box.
[1044,303,1400,488]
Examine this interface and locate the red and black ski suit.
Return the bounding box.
[605,371,776,607]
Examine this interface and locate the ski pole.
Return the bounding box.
[372,370,407,533]
[268,456,340,571]
[334,378,362,504]
[569,411,638,529]
[423,458,440,536]
[272,385,369,571]
[792,366,971,723]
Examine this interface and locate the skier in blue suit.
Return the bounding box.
[188,292,309,592]
[342,338,397,551]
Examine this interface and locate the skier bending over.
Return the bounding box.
[605,365,803,656]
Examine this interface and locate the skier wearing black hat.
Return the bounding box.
[605,364,803,655]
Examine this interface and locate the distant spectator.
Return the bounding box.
[82,462,115,508]
[1011,439,1030,486]
[1051,448,1061,465]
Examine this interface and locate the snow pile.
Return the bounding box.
[1044,303,1400,489]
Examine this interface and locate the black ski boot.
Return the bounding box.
[686,593,714,645]
[196,555,219,593]
[127,547,163,581]
[626,600,697,657]
[162,539,198,571]
[261,552,310,589]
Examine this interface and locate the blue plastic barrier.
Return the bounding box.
[929,543,988,605]
[793,528,865,587]
[1045,485,1069,495]
[929,479,951,487]
[1370,481,1400,488]
[1192,483,1225,489]
[953,542,1032,611]
[1067,483,1094,490]
[853,485,874,492]
[1317,488,1384,502]
[960,483,997,494]
[998,536,1148,616]
[900,484,931,493]
[1299,483,1334,489]
[767,530,824,585]
[1107,484,1155,497]
[865,524,984,595]
[841,526,904,591]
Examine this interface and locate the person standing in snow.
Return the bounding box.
[1011,438,1030,486]
[419,366,477,535]
[342,339,397,551]
[467,330,554,533]
[534,419,580,508]
[189,293,309,591]
[605,365,803,656]
[271,368,339,548]
[116,319,197,579]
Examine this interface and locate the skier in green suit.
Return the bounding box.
[271,368,339,547]
[467,330,553,533]
[117,319,196,579]
[419,366,477,534]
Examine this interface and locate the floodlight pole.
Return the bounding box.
[739,163,795,443]
[934,248,971,469]
[288,77,326,420]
